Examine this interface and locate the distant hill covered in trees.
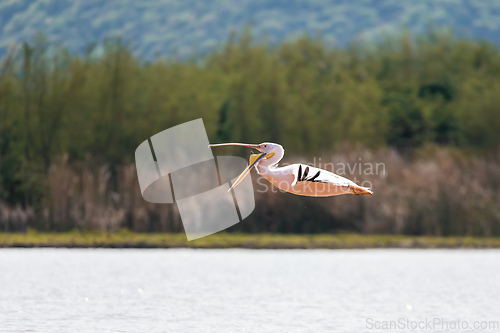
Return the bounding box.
[1,0,500,58]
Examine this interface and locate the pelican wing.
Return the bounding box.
[291,164,353,187]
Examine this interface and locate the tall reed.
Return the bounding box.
[1,148,498,236]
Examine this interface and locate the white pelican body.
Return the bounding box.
[209,142,373,197]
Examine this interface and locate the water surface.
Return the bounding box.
[0,249,499,332]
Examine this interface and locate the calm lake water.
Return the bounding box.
[0,249,499,333]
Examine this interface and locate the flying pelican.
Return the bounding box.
[209,142,373,197]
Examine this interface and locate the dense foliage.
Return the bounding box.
[1,32,499,235]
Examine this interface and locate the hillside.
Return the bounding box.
[1,0,500,58]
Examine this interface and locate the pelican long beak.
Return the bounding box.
[227,152,267,192]
[209,142,270,192]
[208,143,262,151]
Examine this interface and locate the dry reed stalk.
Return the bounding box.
[3,148,499,236]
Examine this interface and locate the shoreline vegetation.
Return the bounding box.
[1,31,500,236]
[1,231,500,249]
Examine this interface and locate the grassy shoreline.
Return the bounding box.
[1,230,500,249]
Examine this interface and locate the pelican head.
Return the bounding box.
[208,142,283,191]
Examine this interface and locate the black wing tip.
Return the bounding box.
[302,166,309,180]
[309,170,321,182]
[296,166,321,183]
